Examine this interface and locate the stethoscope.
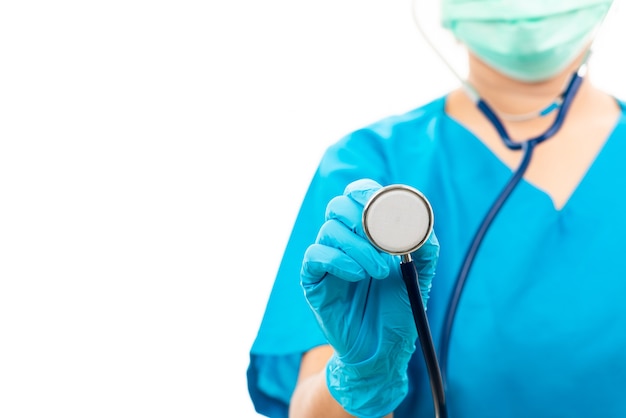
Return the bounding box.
[363,185,447,417]
[360,1,615,417]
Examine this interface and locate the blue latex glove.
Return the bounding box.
[300,178,439,418]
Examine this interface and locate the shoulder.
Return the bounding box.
[616,98,626,120]
[343,96,447,144]
[322,96,449,159]
[315,96,450,181]
[607,98,626,136]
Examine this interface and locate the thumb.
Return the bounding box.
[343,178,383,206]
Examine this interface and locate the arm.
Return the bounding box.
[289,345,393,418]
[295,179,437,418]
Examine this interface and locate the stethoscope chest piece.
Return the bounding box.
[362,184,434,255]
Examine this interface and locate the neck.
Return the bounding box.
[466,51,590,120]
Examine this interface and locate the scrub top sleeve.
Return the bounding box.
[247,129,390,417]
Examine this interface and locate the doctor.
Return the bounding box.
[248,0,625,417]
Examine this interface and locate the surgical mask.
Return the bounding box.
[441,0,613,82]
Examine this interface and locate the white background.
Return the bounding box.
[1,1,624,417]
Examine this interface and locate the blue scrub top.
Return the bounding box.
[247,96,626,418]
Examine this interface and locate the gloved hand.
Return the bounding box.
[300,178,439,418]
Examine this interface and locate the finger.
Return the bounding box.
[316,219,389,280]
[412,230,440,273]
[301,244,370,285]
[325,195,365,236]
[412,231,439,307]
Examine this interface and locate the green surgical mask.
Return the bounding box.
[441,0,613,82]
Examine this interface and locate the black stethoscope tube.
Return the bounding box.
[401,255,448,418]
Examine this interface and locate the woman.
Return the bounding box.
[248,0,624,416]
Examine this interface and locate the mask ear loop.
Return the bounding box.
[410,0,615,122]
[410,0,474,100]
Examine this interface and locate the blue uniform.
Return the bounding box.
[247,96,626,417]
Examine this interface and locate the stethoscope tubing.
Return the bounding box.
[401,255,448,418]
[438,68,586,385]
[476,70,586,149]
[405,1,613,416]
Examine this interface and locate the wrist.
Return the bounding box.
[326,340,414,418]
